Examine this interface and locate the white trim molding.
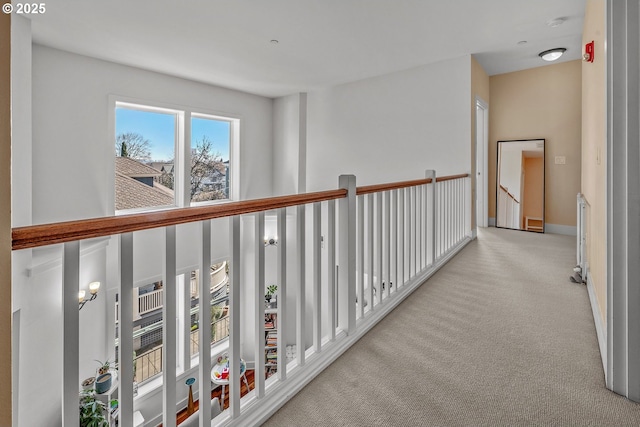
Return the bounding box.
[606,0,640,402]
[586,271,607,376]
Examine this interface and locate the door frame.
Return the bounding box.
[475,96,489,228]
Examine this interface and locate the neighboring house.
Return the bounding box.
[115,157,174,210]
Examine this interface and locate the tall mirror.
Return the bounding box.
[496,139,545,232]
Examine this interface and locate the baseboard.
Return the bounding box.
[586,271,607,378]
[545,223,577,236]
[488,217,495,227]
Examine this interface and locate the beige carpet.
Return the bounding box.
[263,228,640,426]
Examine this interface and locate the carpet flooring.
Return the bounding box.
[262,227,640,426]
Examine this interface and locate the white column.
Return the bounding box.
[62,241,80,427]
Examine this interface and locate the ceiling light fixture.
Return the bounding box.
[270,39,279,44]
[517,40,528,45]
[539,48,566,62]
[546,17,567,27]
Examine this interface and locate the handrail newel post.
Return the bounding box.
[426,170,436,266]
[338,175,357,335]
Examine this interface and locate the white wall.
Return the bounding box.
[31,44,274,224]
[16,44,274,426]
[273,94,303,195]
[305,55,472,191]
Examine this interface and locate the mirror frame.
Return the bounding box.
[495,138,545,233]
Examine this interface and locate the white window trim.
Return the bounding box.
[108,95,240,215]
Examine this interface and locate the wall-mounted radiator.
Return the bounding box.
[573,193,587,283]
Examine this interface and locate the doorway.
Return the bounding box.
[475,98,489,228]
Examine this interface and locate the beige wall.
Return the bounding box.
[582,0,606,323]
[0,11,12,425]
[489,61,582,228]
[471,56,490,229]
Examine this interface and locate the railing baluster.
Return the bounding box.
[62,241,79,427]
[399,188,405,286]
[296,204,306,365]
[385,191,391,298]
[118,233,134,427]
[414,183,422,274]
[255,212,266,398]
[163,226,177,427]
[376,192,383,305]
[229,216,241,417]
[357,195,364,319]
[367,195,374,312]
[392,190,398,293]
[412,186,417,277]
[277,208,288,377]
[198,221,212,425]
[407,187,415,279]
[427,170,436,265]
[313,202,322,351]
[327,201,336,339]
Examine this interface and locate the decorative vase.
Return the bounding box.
[186,377,196,416]
[95,372,112,394]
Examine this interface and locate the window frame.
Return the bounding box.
[109,96,240,215]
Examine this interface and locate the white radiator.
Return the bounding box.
[575,193,587,282]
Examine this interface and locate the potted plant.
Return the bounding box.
[265,284,278,308]
[94,359,113,394]
[94,359,111,376]
[79,389,108,427]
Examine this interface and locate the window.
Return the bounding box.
[190,115,231,203]
[113,100,237,213]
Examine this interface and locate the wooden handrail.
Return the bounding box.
[355,173,469,196]
[356,178,432,195]
[12,189,346,250]
[12,173,469,250]
[436,173,469,183]
[499,184,520,204]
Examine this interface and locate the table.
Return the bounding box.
[210,354,249,410]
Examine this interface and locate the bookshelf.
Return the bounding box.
[264,309,278,378]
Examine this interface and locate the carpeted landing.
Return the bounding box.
[262,227,640,426]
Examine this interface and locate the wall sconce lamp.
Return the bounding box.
[583,41,595,63]
[264,236,278,246]
[79,281,101,310]
[539,47,567,62]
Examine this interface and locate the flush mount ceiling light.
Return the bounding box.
[546,17,567,27]
[539,48,566,62]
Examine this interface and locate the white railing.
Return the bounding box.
[11,170,471,427]
[138,288,163,316]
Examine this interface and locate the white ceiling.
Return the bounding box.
[24,0,587,98]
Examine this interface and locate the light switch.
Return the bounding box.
[555,156,566,165]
